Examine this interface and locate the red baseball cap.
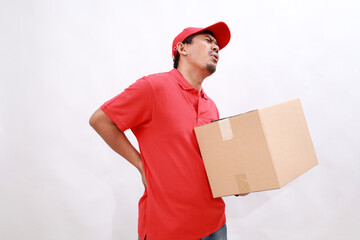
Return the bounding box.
[172,21,231,61]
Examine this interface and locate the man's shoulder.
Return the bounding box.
[144,70,172,81]
[141,70,176,88]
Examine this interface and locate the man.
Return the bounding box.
[90,21,231,240]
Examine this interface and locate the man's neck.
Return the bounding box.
[177,65,210,91]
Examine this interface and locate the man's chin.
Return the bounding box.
[206,64,217,74]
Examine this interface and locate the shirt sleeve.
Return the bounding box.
[100,77,155,132]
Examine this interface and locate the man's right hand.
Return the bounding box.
[136,160,147,189]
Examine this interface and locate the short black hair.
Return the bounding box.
[173,30,215,69]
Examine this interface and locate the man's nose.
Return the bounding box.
[212,44,219,53]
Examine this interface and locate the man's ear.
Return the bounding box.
[176,42,187,56]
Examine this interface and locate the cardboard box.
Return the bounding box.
[194,99,318,198]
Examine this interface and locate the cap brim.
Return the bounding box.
[195,21,231,50]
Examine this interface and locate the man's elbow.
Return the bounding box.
[89,108,103,129]
[89,109,121,137]
[89,114,96,128]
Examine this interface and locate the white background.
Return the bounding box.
[1,0,360,239]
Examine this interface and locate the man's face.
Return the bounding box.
[185,33,220,74]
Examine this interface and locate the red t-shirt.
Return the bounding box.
[101,69,225,240]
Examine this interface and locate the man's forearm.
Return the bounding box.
[89,108,143,173]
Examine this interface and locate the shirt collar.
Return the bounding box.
[170,69,209,100]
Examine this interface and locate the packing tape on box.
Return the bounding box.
[235,174,250,193]
[218,118,233,141]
